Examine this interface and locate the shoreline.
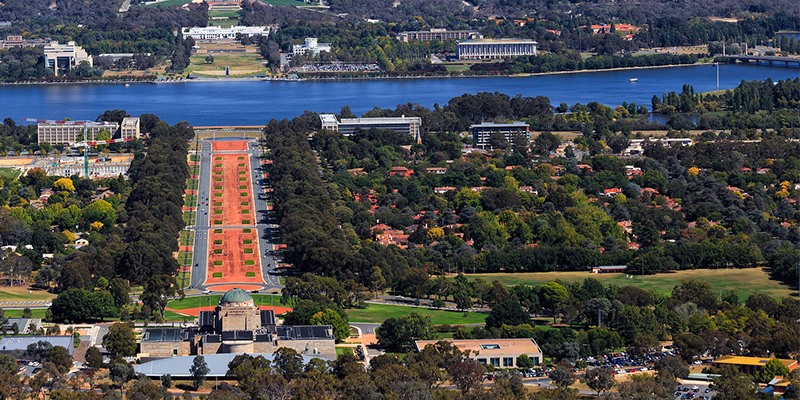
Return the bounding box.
[0,62,712,86]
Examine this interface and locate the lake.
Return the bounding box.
[1,63,798,126]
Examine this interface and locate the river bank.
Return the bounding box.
[1,61,712,86]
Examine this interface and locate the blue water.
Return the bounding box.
[1,63,798,126]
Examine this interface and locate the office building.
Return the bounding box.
[415,339,542,368]
[0,336,76,359]
[456,38,537,59]
[43,41,93,76]
[397,28,482,43]
[37,117,141,145]
[292,38,332,56]
[181,26,270,40]
[1,35,50,49]
[471,121,530,150]
[320,114,422,142]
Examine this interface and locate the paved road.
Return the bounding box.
[248,140,282,289]
[189,140,212,289]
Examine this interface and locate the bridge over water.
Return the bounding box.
[726,54,800,68]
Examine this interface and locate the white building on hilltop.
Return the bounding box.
[292,38,332,56]
[43,41,93,76]
[181,26,270,40]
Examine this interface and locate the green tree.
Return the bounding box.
[45,346,72,374]
[549,365,574,388]
[516,354,535,369]
[431,299,445,309]
[141,275,184,319]
[85,346,103,369]
[310,309,349,342]
[377,312,438,351]
[161,374,172,391]
[755,358,790,383]
[272,348,303,382]
[102,323,136,358]
[581,367,616,396]
[540,281,570,323]
[485,299,530,329]
[109,278,131,309]
[82,199,116,227]
[189,356,209,390]
[50,288,89,323]
[21,308,32,319]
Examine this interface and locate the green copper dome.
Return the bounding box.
[220,288,253,304]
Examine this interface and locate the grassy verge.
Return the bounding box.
[347,303,486,325]
[184,194,197,207]
[178,251,193,266]
[335,347,354,356]
[182,211,195,225]
[187,179,198,191]
[179,231,194,246]
[462,268,792,301]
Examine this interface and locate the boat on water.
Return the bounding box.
[629,78,639,82]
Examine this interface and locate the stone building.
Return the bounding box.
[140,288,336,359]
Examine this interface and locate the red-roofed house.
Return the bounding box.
[603,188,622,197]
[390,166,412,177]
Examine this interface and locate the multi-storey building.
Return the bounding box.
[456,38,538,59]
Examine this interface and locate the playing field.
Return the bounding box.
[463,268,793,301]
[347,303,487,325]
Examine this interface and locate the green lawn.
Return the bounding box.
[2,309,47,319]
[168,294,284,310]
[209,9,240,18]
[0,168,20,179]
[463,268,793,301]
[335,347,354,356]
[186,53,268,77]
[347,303,487,325]
[187,179,198,190]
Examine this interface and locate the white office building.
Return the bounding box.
[292,38,332,56]
[43,41,93,76]
[320,114,422,143]
[456,38,537,59]
[181,26,270,40]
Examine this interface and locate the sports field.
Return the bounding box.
[347,303,487,325]
[463,268,793,301]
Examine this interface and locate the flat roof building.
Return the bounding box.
[456,38,537,59]
[415,339,542,369]
[293,38,332,56]
[44,41,93,76]
[0,335,76,358]
[182,26,270,40]
[713,356,798,375]
[140,288,336,359]
[37,117,141,145]
[397,28,482,43]
[471,121,530,150]
[320,114,422,143]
